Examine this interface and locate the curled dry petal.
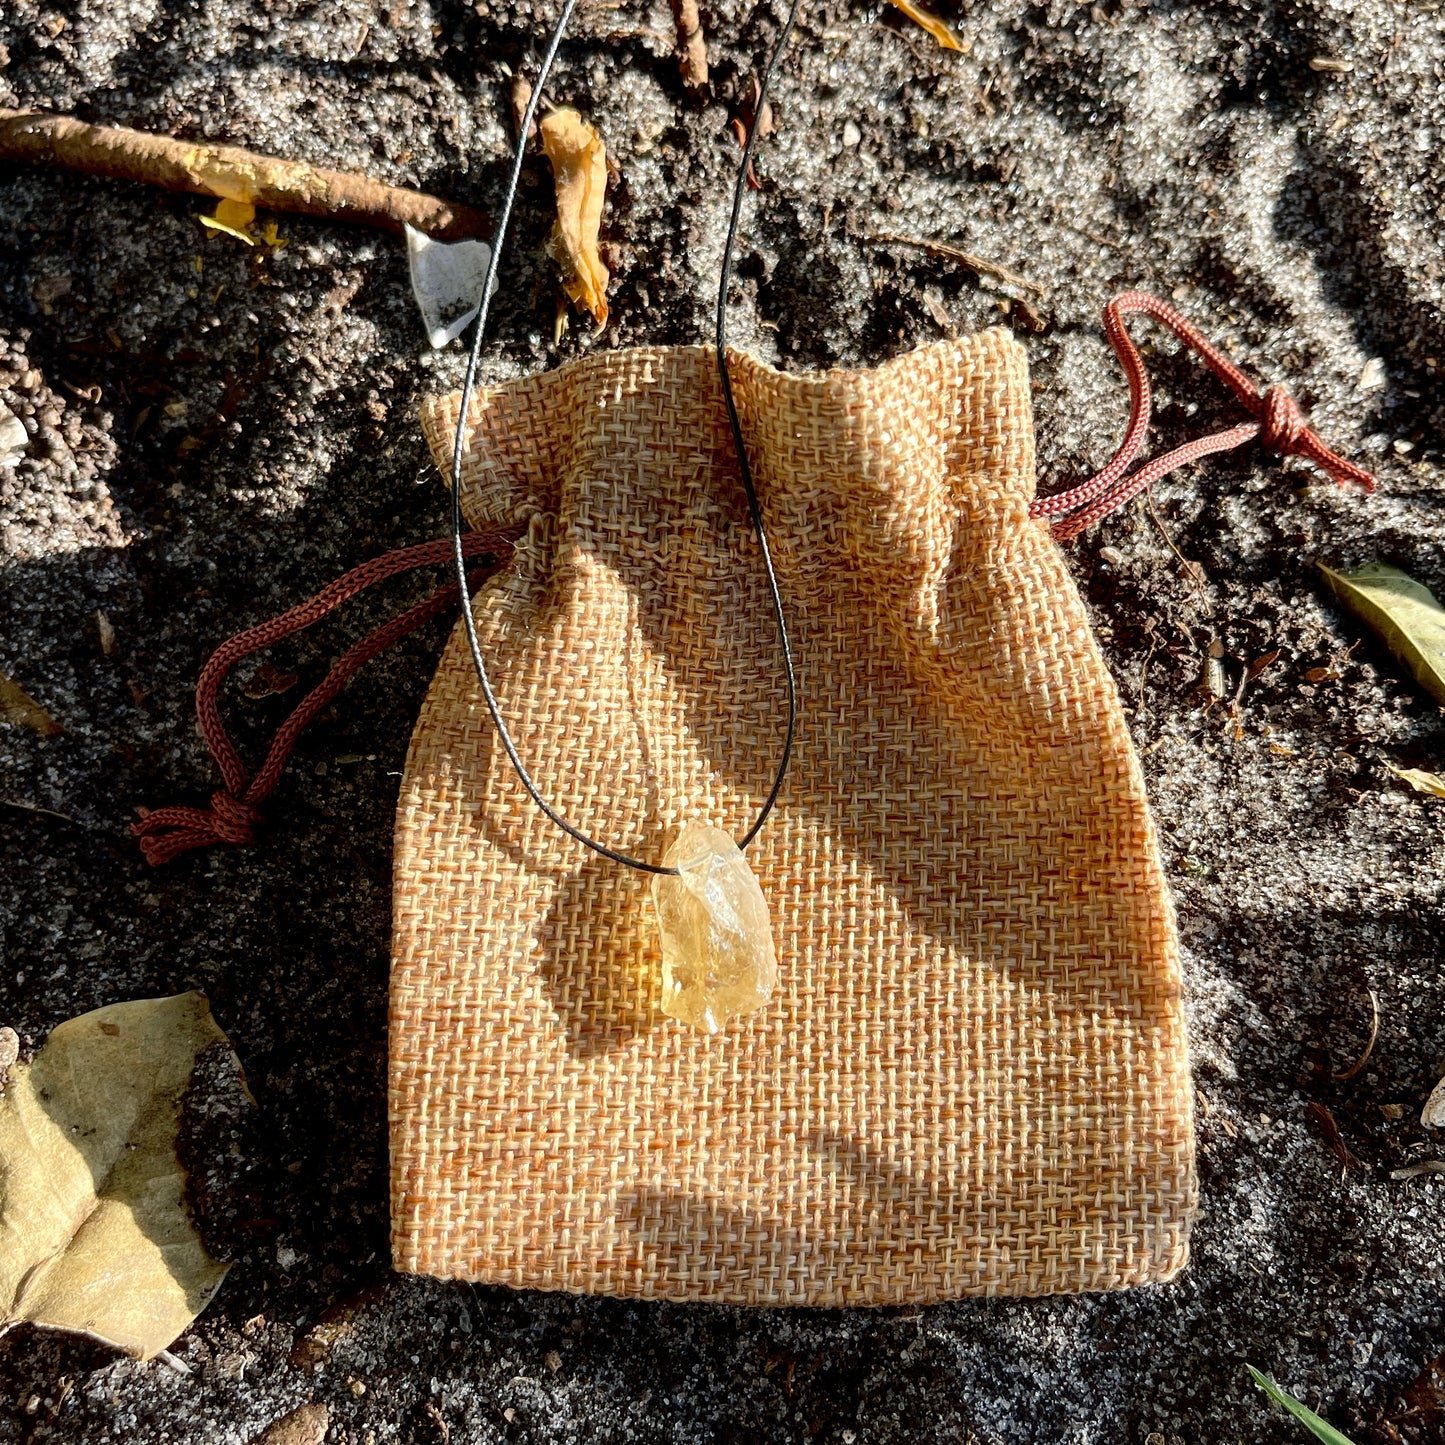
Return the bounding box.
[539,108,609,330]
[887,0,966,52]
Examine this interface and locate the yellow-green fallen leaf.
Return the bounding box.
[1387,764,1445,798]
[539,108,609,330]
[0,992,245,1359]
[0,670,61,736]
[1319,562,1445,709]
[887,0,966,51]
[199,196,257,245]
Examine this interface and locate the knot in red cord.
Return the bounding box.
[132,790,265,866]
[134,527,524,866]
[1257,385,1307,456]
[205,789,265,844]
[1029,293,1377,539]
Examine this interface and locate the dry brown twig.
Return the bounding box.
[1306,1100,1362,1171]
[1332,987,1381,1082]
[871,232,1045,296]
[1,798,81,825]
[1392,1160,1445,1180]
[1144,486,1211,605]
[671,0,709,90]
[0,109,490,239]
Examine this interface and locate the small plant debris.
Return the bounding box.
[0,993,251,1359]
[0,109,490,239]
[0,670,61,736]
[540,108,610,330]
[887,0,967,51]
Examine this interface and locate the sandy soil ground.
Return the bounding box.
[1,0,1443,1441]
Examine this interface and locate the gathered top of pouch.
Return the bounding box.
[390,328,1196,1306]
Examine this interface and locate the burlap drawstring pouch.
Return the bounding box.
[390,327,1193,1306]
[135,291,1372,1305]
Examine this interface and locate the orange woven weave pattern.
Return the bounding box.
[391,331,1195,1304]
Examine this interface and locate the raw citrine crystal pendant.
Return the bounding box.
[650,821,778,1034]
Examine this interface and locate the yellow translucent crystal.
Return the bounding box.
[651,821,777,1033]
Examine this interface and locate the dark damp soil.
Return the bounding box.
[2,1,1444,1441]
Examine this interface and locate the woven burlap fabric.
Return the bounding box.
[391,329,1196,1305]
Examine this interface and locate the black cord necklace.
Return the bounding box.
[448,0,802,878]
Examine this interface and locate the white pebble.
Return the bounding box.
[1422,1076,1445,1129]
[1357,356,1387,392]
[0,406,28,465]
[405,223,495,349]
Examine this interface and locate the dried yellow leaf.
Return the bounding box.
[200,196,257,244]
[1387,765,1445,799]
[0,992,245,1359]
[887,0,966,52]
[539,108,609,329]
[0,670,61,736]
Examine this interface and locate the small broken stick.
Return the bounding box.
[1391,1160,1445,1181]
[1332,987,1380,1082]
[887,0,966,51]
[1306,1100,1361,1171]
[671,0,708,90]
[871,232,1044,296]
[0,110,490,240]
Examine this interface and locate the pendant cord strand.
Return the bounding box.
[717,0,802,852]
[450,0,800,877]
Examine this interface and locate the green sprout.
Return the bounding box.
[1248,1366,1357,1445]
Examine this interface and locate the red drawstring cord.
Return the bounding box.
[1028,292,1377,539]
[134,527,524,866]
[137,294,1374,864]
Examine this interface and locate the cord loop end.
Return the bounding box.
[1029,294,1379,535]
